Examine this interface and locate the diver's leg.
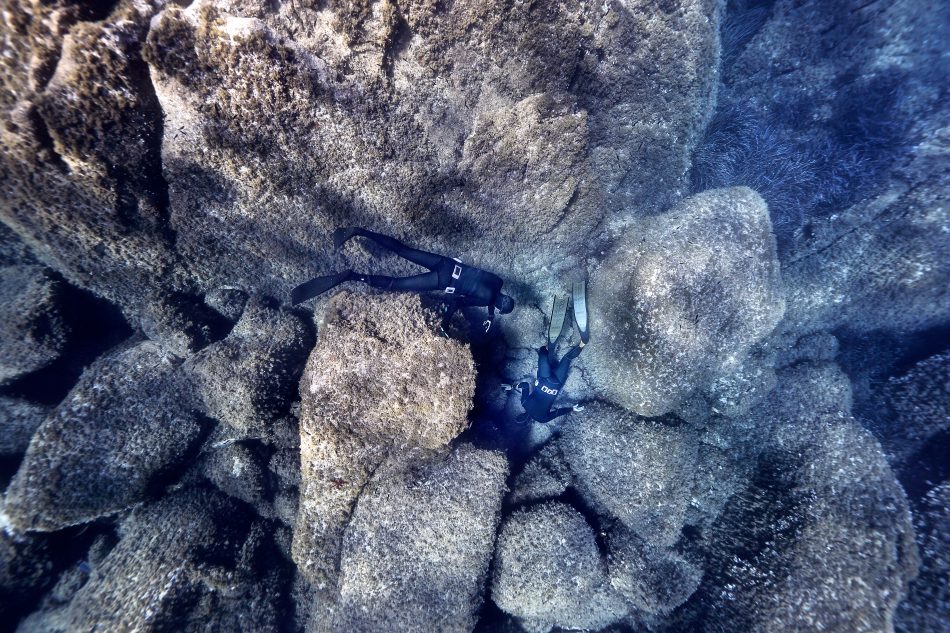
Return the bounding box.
[338,228,443,270]
[536,346,554,380]
[355,271,440,292]
[553,345,583,383]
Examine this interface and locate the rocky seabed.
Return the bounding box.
[0,0,947,631]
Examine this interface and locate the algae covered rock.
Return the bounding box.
[508,440,572,506]
[696,363,919,633]
[4,342,204,531]
[292,291,475,595]
[586,187,785,416]
[0,265,70,385]
[184,298,313,434]
[883,351,950,469]
[332,444,508,633]
[138,0,721,299]
[491,501,628,633]
[606,526,702,615]
[560,401,698,547]
[15,488,288,633]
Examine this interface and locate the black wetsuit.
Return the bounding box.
[345,229,506,322]
[518,344,583,423]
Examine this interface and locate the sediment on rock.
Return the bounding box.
[585,187,785,417]
[333,444,508,633]
[4,341,205,532]
[292,291,476,625]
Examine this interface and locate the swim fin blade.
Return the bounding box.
[548,295,569,344]
[572,278,589,343]
[290,271,350,305]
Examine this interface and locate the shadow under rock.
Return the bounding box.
[0,276,133,406]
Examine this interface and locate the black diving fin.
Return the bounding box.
[547,295,570,345]
[572,278,589,344]
[290,270,351,305]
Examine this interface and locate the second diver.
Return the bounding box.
[290,228,515,331]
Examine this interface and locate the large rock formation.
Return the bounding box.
[333,444,508,633]
[4,342,204,531]
[292,292,476,606]
[560,402,698,546]
[693,363,919,633]
[1,0,723,318]
[882,352,950,470]
[491,502,628,633]
[585,187,785,416]
[15,488,289,633]
[184,298,314,435]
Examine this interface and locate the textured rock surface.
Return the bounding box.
[491,502,628,632]
[0,0,946,631]
[895,481,950,633]
[0,0,177,313]
[333,444,508,633]
[560,402,698,546]
[141,0,721,297]
[0,265,70,385]
[184,298,313,434]
[694,363,919,633]
[586,187,784,416]
[508,440,572,506]
[882,352,950,469]
[0,397,50,457]
[4,342,204,531]
[606,526,702,615]
[15,488,289,633]
[293,292,475,596]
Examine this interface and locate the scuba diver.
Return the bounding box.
[514,342,586,423]
[290,227,515,331]
[510,280,590,423]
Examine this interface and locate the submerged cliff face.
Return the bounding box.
[1,0,947,631]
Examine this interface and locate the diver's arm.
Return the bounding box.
[483,302,495,332]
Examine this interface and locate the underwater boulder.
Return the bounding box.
[15,488,287,633]
[585,186,785,417]
[508,440,572,506]
[0,265,71,385]
[332,444,507,633]
[694,363,919,633]
[882,351,950,470]
[135,0,721,299]
[606,525,703,615]
[4,341,204,531]
[491,501,628,633]
[292,291,475,600]
[0,1,177,313]
[183,298,313,435]
[560,401,698,547]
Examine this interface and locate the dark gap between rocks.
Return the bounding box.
[0,279,133,406]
